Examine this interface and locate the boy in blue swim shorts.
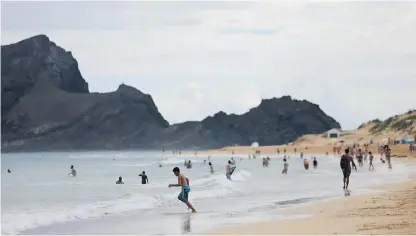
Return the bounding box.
[169,167,196,213]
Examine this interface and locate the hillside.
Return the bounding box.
[293,110,416,147]
[1,35,341,152]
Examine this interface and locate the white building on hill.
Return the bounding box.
[327,128,343,139]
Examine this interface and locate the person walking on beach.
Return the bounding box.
[282,158,289,174]
[69,165,77,177]
[169,167,196,213]
[340,149,357,190]
[139,171,149,184]
[368,151,375,171]
[384,145,392,169]
[116,176,124,184]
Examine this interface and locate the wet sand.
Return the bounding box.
[203,176,416,235]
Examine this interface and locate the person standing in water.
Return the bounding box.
[225,161,232,180]
[312,157,318,169]
[303,159,309,170]
[368,151,375,171]
[357,149,363,167]
[116,176,124,184]
[340,149,357,190]
[209,162,214,174]
[139,171,149,184]
[169,167,196,213]
[186,160,192,169]
[69,165,77,177]
[282,158,289,174]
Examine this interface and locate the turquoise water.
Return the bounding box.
[1,151,414,235]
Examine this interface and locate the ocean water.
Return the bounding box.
[1,151,415,235]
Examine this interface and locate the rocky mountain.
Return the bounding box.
[1,35,341,152]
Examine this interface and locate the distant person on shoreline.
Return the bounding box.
[340,149,357,190]
[169,167,196,213]
[313,157,318,169]
[369,151,374,171]
[139,171,149,184]
[116,176,124,184]
[282,158,289,174]
[231,157,236,165]
[69,165,77,177]
[300,152,303,159]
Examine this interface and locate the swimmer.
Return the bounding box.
[139,171,149,184]
[7,169,11,173]
[282,158,289,174]
[116,176,124,184]
[69,165,77,177]
[169,167,196,213]
[340,149,357,190]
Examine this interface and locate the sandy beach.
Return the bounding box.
[203,162,416,235]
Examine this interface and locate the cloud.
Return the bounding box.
[1,1,416,129]
[218,28,279,35]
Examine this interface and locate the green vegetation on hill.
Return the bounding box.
[365,110,416,135]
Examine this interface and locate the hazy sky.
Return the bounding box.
[2,1,416,129]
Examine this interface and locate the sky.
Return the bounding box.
[1,1,416,129]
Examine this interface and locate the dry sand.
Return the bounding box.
[203,176,416,235]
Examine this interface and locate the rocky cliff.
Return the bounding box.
[1,35,341,152]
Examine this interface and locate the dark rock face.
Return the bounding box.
[1,35,341,152]
[1,35,89,121]
[153,96,340,149]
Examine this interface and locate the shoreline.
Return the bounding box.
[200,143,415,158]
[202,171,416,235]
